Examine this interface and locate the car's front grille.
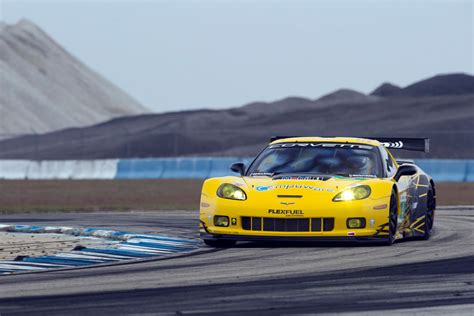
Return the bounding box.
[241,217,334,232]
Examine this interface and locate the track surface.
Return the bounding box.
[0,208,473,315]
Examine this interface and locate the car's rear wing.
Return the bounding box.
[270,136,430,153]
[372,138,429,153]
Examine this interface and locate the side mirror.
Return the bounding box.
[230,163,246,176]
[394,164,417,181]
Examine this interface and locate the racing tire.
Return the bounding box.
[384,190,398,246]
[203,239,236,248]
[422,186,435,240]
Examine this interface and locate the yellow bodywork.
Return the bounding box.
[200,137,403,240]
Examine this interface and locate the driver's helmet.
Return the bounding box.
[345,156,371,175]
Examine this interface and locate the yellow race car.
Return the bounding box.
[200,137,436,247]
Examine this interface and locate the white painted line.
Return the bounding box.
[126,238,192,246]
[54,253,120,262]
[0,261,68,267]
[72,251,136,260]
[116,245,172,254]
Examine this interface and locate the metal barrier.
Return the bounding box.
[0,158,473,181]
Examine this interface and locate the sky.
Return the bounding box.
[0,0,473,112]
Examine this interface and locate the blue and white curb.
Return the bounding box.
[0,224,200,275]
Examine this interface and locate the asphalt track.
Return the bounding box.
[0,207,473,315]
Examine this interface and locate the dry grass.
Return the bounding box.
[0,180,203,213]
[0,180,471,214]
[435,183,474,206]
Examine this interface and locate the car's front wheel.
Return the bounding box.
[384,189,398,245]
[203,239,236,248]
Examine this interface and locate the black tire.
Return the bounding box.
[422,187,435,240]
[385,190,398,246]
[203,239,236,248]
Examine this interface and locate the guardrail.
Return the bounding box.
[0,158,472,182]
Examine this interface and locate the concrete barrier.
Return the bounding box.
[116,157,252,179]
[0,160,118,180]
[0,158,473,181]
[466,160,474,182]
[161,158,204,179]
[0,160,30,179]
[208,157,254,178]
[116,159,165,179]
[414,159,469,182]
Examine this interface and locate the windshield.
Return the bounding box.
[247,143,383,178]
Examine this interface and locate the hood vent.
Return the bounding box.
[277,195,302,198]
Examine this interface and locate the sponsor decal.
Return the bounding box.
[280,176,326,180]
[256,184,335,192]
[269,143,373,150]
[251,174,331,180]
[268,209,303,216]
[382,141,404,149]
[280,202,295,206]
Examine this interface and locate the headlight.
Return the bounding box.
[333,185,371,202]
[217,183,247,201]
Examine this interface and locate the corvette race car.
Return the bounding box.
[199,137,436,246]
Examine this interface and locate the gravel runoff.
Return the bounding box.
[0,232,116,260]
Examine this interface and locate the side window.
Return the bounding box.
[379,146,396,178]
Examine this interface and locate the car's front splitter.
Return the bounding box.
[200,232,388,244]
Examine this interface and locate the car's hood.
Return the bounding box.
[240,175,368,197]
